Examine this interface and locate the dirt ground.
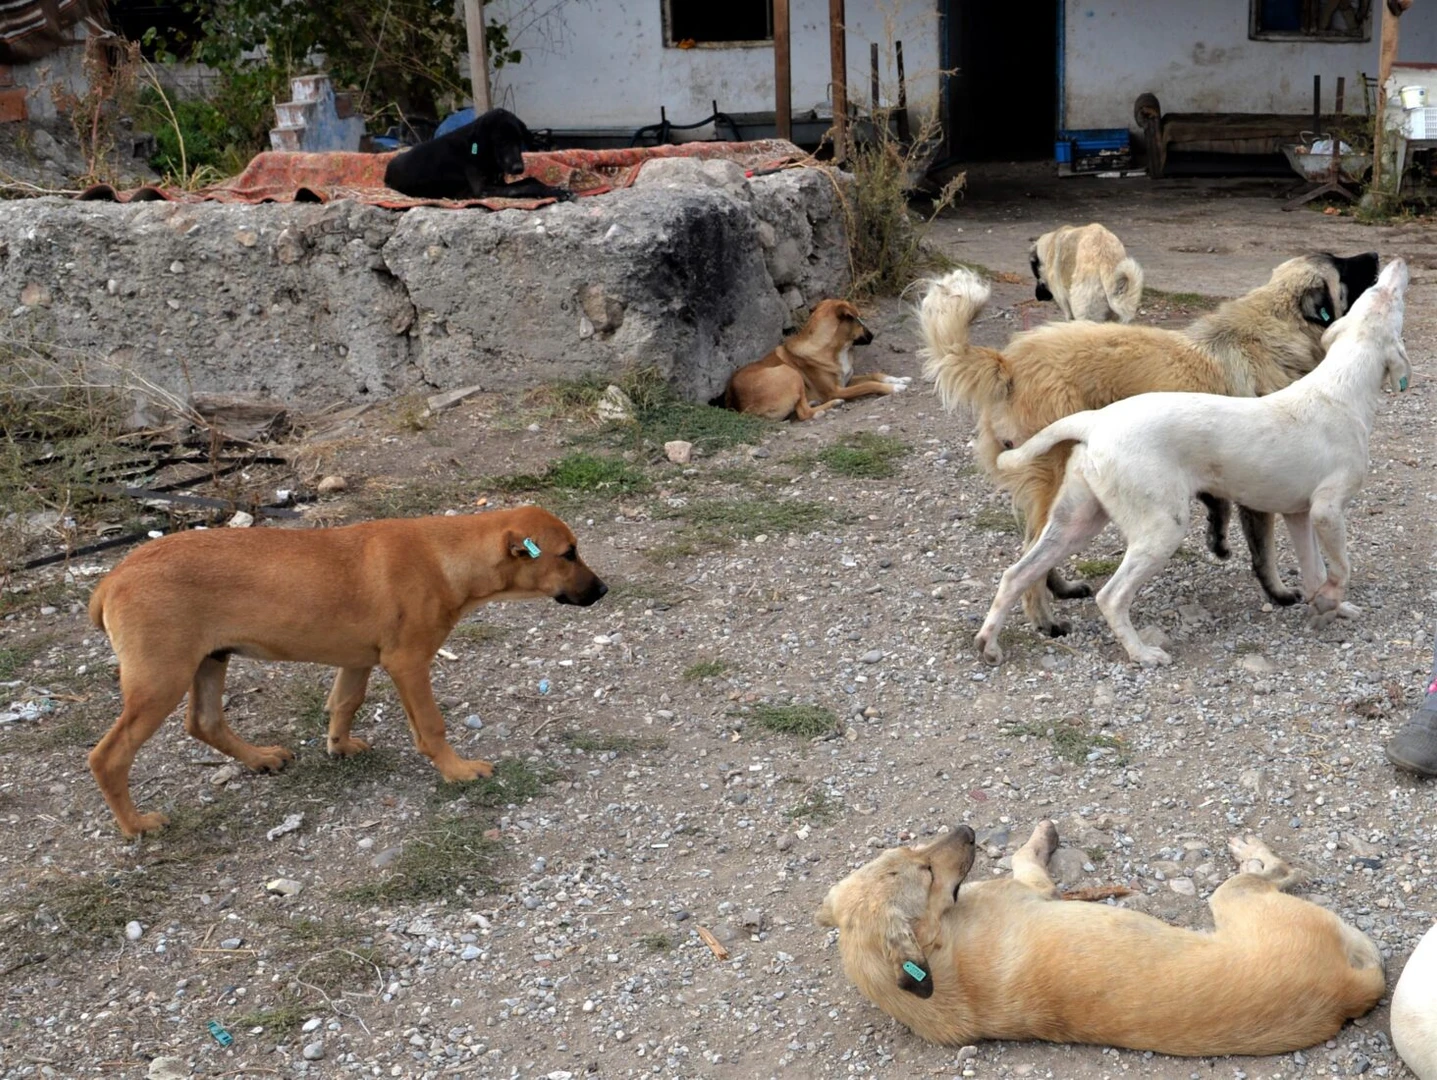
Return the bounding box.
[2,166,1435,1080]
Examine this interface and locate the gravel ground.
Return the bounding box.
[1,171,1434,1080]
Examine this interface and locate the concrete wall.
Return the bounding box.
[1063,0,1437,130]
[484,0,942,131]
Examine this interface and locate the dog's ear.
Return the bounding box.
[504,530,534,559]
[1300,279,1338,327]
[1028,245,1042,281]
[880,904,934,998]
[1387,338,1413,393]
[816,887,839,928]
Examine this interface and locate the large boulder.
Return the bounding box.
[0,166,849,407]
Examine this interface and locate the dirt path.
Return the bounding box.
[0,174,1433,1080]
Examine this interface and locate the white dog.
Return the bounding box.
[975,258,1411,667]
[1393,924,1437,1080]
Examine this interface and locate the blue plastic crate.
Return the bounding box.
[1055,139,1074,164]
[1065,127,1130,154]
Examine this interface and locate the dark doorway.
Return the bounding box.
[945,0,1059,160]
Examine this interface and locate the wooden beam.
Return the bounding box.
[774,0,791,141]
[463,0,492,113]
[1371,0,1400,193]
[829,0,847,159]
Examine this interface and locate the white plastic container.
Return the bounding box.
[1400,85,1428,110]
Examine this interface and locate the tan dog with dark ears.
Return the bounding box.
[87,505,607,839]
[721,298,910,421]
[819,821,1384,1055]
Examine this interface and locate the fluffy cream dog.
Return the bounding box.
[1393,924,1437,1079]
[819,820,1384,1054]
[1030,223,1144,322]
[920,251,1380,637]
[975,258,1410,667]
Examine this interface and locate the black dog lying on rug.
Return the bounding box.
[383,107,573,201]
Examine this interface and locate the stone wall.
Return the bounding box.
[0,162,849,408]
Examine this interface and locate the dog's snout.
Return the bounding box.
[556,575,608,607]
[1034,283,1053,302]
[595,579,609,600]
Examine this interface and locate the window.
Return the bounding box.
[666,0,773,46]
[1250,0,1371,41]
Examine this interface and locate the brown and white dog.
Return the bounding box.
[721,299,909,421]
[819,820,1384,1055]
[87,506,606,838]
[1030,223,1144,323]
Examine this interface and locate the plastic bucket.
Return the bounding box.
[1400,85,1428,110]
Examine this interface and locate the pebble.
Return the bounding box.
[264,878,303,897]
[317,475,347,494]
[464,714,484,730]
[1168,878,1197,897]
[219,937,244,950]
[124,920,143,941]
[461,945,482,960]
[664,440,694,465]
[858,649,883,664]
[302,1017,323,1033]
[302,1040,325,1060]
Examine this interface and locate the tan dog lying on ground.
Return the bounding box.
[920,251,1379,637]
[819,820,1384,1055]
[1030,223,1144,323]
[87,505,607,838]
[721,298,910,421]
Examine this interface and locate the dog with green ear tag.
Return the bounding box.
[818,820,1382,1054]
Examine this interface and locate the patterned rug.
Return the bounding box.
[77,140,807,211]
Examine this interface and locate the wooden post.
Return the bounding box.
[829,0,847,160]
[1371,0,1401,194]
[774,0,791,141]
[895,40,910,142]
[870,42,880,112]
[463,0,492,113]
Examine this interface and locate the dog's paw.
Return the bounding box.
[1027,820,1060,859]
[437,756,497,783]
[327,735,371,758]
[1040,618,1071,638]
[1227,834,1273,875]
[248,745,295,773]
[1264,586,1302,607]
[120,810,170,839]
[1130,644,1172,668]
[1336,601,1362,619]
[975,631,1004,666]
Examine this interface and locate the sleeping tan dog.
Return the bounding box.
[87,505,607,838]
[722,299,909,421]
[819,820,1384,1055]
[1030,223,1144,323]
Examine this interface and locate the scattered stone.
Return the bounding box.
[317,475,347,494]
[265,812,304,841]
[596,385,636,423]
[740,908,767,932]
[665,440,694,465]
[1239,653,1276,675]
[1168,878,1197,897]
[19,283,51,307]
[373,845,404,869]
[1047,847,1090,884]
[425,384,485,414]
[302,1017,323,1033]
[858,649,883,664]
[265,878,303,898]
[1137,625,1171,650]
[302,1040,325,1060]
[125,920,144,942]
[146,1058,190,1080]
[210,764,242,786]
[461,945,482,961]
[226,511,255,528]
[219,937,244,950]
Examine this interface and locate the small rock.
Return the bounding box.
[265,878,303,898]
[373,845,404,869]
[125,920,144,941]
[146,1058,190,1080]
[461,945,482,960]
[740,908,767,932]
[19,283,52,307]
[302,1040,325,1061]
[957,1045,979,1063]
[226,511,254,528]
[1137,625,1171,650]
[210,764,242,787]
[1047,847,1090,884]
[169,261,186,274]
[1177,602,1211,624]
[858,649,883,664]
[1168,877,1196,896]
[302,1017,323,1033]
[265,812,304,841]
[1240,653,1276,675]
[664,440,694,465]
[317,475,347,494]
[219,937,244,950]
[464,714,484,730]
[596,385,636,423]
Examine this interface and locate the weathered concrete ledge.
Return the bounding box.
[0,161,849,408]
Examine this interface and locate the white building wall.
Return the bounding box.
[484,0,942,131]
[1063,0,1437,130]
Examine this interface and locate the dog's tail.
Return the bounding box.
[994,412,1098,474]
[1102,256,1144,323]
[709,388,730,409]
[918,268,1011,414]
[87,576,110,632]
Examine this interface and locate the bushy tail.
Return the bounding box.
[1103,256,1144,323]
[994,412,1098,473]
[87,576,109,631]
[918,268,1010,413]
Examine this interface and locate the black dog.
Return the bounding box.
[382,108,573,202]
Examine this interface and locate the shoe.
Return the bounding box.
[1386,705,1437,776]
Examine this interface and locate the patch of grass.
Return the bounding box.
[785,785,839,823]
[450,623,511,645]
[656,497,836,559]
[344,817,506,904]
[971,507,1020,534]
[605,580,681,606]
[354,478,475,519]
[0,645,33,681]
[639,932,674,952]
[1073,557,1120,579]
[557,730,667,754]
[432,757,557,807]
[489,451,650,499]
[682,659,732,681]
[1143,288,1221,311]
[231,1000,310,1033]
[1085,846,1108,864]
[391,394,430,433]
[1005,721,1129,767]
[298,945,386,995]
[273,747,402,803]
[12,863,178,941]
[524,375,609,419]
[812,432,912,479]
[288,681,329,734]
[749,703,840,739]
[3,712,102,754]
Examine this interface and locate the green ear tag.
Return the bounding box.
[471,142,479,156]
[1400,376,1409,391]
[523,538,542,558]
[902,960,928,983]
[1319,306,1332,324]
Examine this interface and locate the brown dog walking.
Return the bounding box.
[87,505,607,838]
